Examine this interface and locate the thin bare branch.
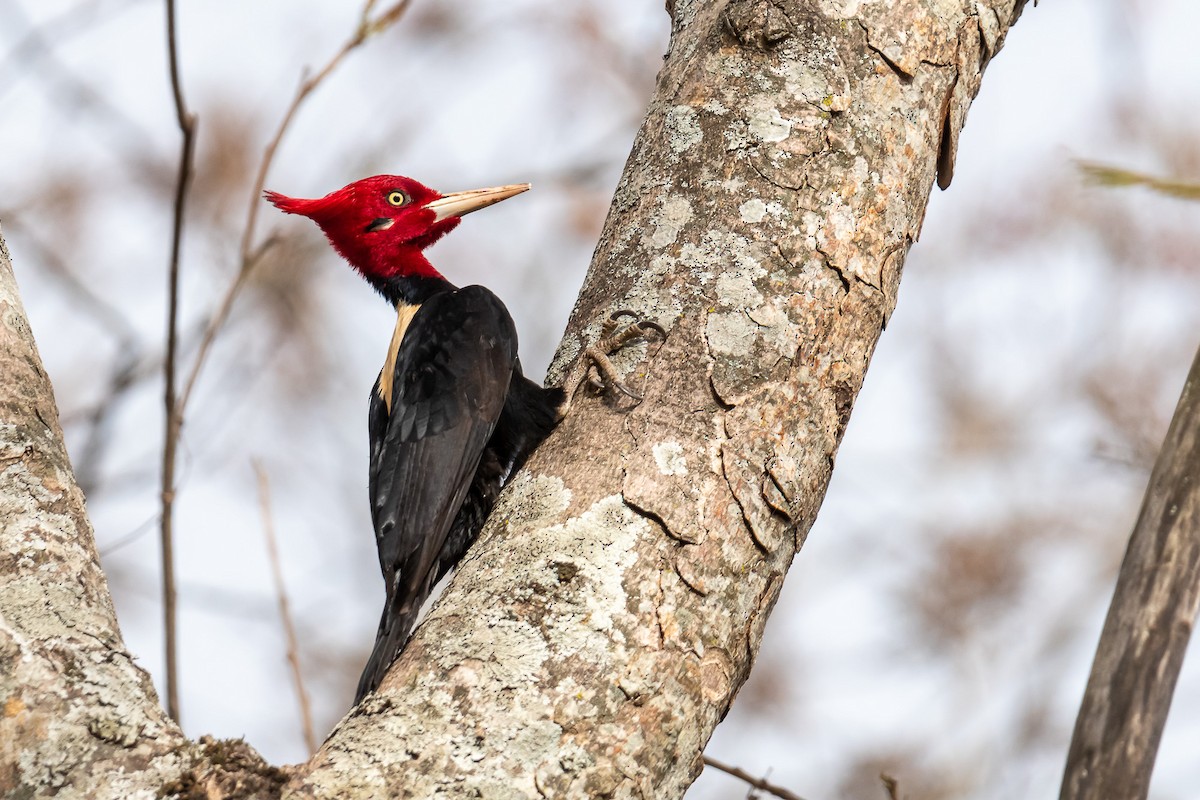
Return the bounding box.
[156,0,410,725]
[702,756,807,800]
[177,0,412,415]
[253,460,317,755]
[160,0,197,724]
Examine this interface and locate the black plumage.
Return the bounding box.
[356,281,563,702]
[264,176,582,704]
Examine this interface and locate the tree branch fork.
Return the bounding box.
[0,0,1029,796]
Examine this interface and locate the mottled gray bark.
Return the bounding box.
[0,0,1028,797]
[292,0,1027,797]
[0,233,289,797]
[0,228,189,797]
[1060,345,1200,800]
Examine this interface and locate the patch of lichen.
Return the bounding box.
[158,736,288,800]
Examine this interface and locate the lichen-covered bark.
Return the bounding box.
[0,227,189,797]
[0,0,1028,796]
[289,1,1028,797]
[0,230,289,798]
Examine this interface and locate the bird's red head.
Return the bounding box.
[265,175,529,284]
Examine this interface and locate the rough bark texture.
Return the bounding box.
[290,0,1027,796]
[0,231,295,799]
[1060,346,1200,800]
[0,228,187,797]
[0,0,1028,797]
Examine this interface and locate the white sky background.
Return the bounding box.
[3,1,1200,797]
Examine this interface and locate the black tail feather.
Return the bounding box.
[354,602,422,704]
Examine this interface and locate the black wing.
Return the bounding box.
[357,285,516,701]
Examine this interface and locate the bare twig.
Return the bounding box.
[98,514,160,557]
[703,755,807,800]
[160,0,197,724]
[253,460,317,755]
[177,0,413,415]
[152,0,411,726]
[151,0,411,731]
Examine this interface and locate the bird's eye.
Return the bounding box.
[386,191,407,207]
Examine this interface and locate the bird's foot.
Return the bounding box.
[563,311,667,411]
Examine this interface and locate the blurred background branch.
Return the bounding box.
[177,0,414,414]
[1078,160,1200,202]
[255,460,317,756]
[1059,160,1200,800]
[158,0,413,724]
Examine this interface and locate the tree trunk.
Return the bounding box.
[0,228,189,796]
[0,0,1029,797]
[290,0,1028,796]
[1060,345,1200,800]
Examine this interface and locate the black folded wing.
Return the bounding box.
[358,285,516,700]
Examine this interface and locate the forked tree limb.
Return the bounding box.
[290,0,1029,796]
[0,0,1030,796]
